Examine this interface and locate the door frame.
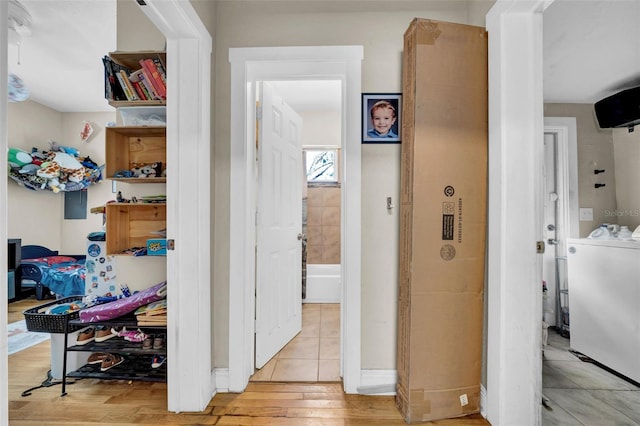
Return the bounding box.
[542,118,579,329]
[127,0,214,412]
[486,1,553,424]
[228,46,364,393]
[1,2,10,424]
[544,117,579,241]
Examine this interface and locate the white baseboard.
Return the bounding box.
[480,384,487,418]
[304,264,341,303]
[213,368,229,393]
[357,369,397,395]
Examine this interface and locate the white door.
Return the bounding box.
[255,81,304,368]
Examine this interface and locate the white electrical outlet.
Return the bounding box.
[579,207,593,221]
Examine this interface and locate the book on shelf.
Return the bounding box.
[118,70,140,101]
[140,58,167,100]
[102,56,128,102]
[128,70,150,100]
[135,299,167,326]
[103,53,167,103]
[135,299,167,316]
[152,57,167,86]
[138,69,161,100]
[137,319,167,326]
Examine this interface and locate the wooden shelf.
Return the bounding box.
[106,203,166,255]
[109,99,166,108]
[109,50,166,71]
[110,177,166,184]
[105,50,166,107]
[105,126,166,181]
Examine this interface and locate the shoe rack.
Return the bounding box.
[61,315,166,394]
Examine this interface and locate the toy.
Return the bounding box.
[131,162,162,178]
[8,147,32,168]
[48,140,80,157]
[9,145,103,192]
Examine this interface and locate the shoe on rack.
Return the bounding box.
[76,327,95,345]
[153,334,165,349]
[124,330,148,343]
[117,328,148,343]
[100,353,124,371]
[151,355,166,369]
[142,335,154,350]
[94,326,117,342]
[87,352,111,365]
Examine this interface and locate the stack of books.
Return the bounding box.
[134,299,167,326]
[102,55,167,102]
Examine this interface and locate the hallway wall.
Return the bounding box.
[211,1,494,370]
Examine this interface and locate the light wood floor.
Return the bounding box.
[8,297,490,425]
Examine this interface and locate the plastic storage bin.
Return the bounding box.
[118,106,166,126]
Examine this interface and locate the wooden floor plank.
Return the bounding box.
[8,298,491,425]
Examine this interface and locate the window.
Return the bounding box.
[304,148,340,185]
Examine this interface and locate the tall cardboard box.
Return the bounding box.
[396,19,488,423]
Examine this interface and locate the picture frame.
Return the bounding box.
[362,93,402,144]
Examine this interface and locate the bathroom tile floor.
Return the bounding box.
[250,303,341,382]
[543,329,640,425]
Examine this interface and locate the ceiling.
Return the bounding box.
[6,0,640,113]
[543,0,640,104]
[7,0,116,113]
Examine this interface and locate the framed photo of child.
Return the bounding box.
[362,93,402,143]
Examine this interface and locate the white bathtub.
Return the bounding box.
[304,264,341,303]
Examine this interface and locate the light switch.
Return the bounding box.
[579,207,593,221]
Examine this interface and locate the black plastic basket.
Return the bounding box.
[23,295,86,334]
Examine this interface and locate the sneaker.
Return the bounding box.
[76,327,95,345]
[125,330,148,343]
[151,355,166,369]
[100,353,124,371]
[87,352,110,365]
[111,326,125,336]
[94,326,117,342]
[117,329,148,343]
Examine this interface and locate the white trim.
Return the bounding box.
[1,2,9,424]
[480,384,487,418]
[213,368,230,393]
[136,0,213,413]
[357,369,397,395]
[542,118,578,328]
[544,117,579,239]
[304,264,341,303]
[486,1,548,425]
[229,46,363,394]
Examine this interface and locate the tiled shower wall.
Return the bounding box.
[306,186,341,264]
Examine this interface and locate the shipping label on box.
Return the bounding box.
[147,239,167,256]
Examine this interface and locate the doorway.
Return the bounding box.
[228,46,363,393]
[252,80,343,382]
[542,117,579,332]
